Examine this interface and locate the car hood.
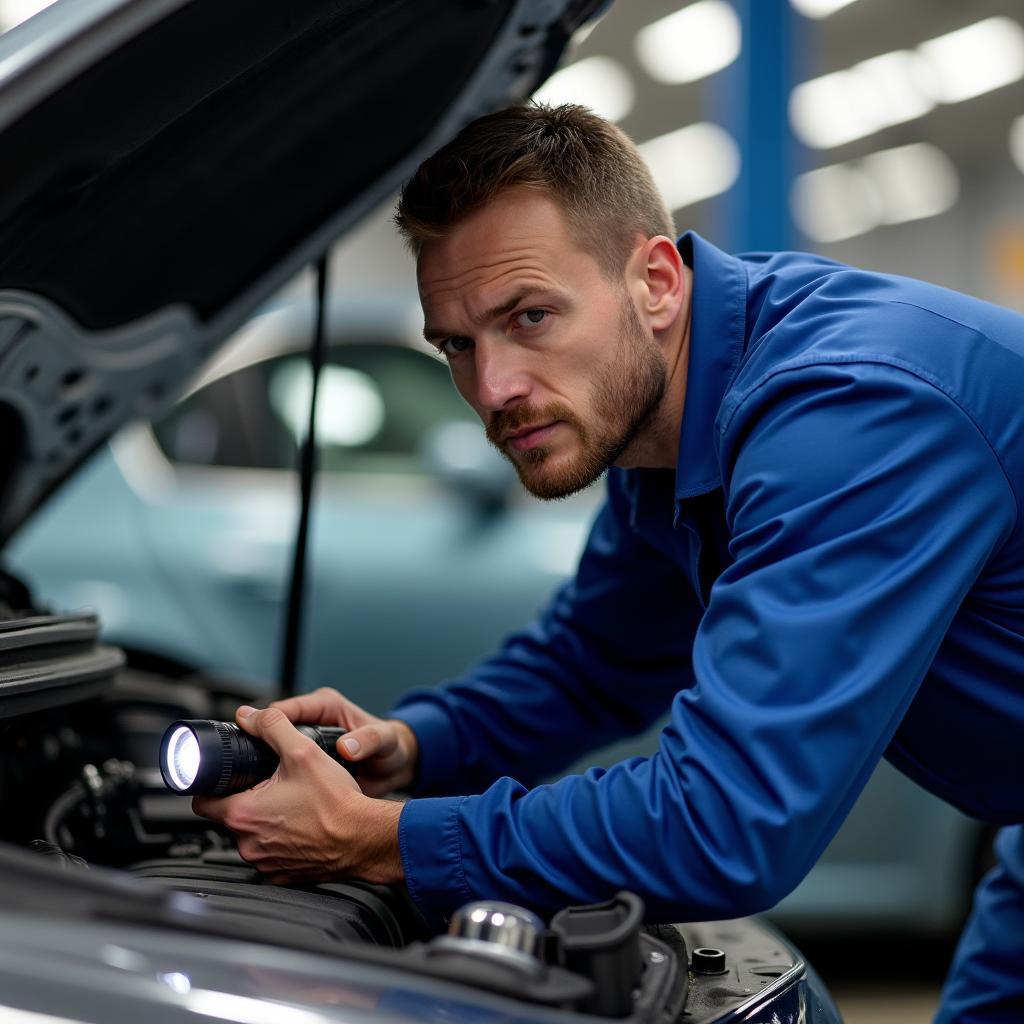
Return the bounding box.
[0,0,607,542]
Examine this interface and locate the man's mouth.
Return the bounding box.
[504,422,559,452]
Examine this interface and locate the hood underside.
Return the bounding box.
[0,0,606,540]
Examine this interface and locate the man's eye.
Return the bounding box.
[515,309,547,328]
[439,337,473,357]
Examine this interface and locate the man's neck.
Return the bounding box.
[615,267,693,472]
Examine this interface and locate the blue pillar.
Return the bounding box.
[717,0,803,253]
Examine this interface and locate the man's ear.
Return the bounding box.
[634,235,687,334]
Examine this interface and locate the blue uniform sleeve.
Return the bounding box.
[397,361,1017,925]
[391,471,702,796]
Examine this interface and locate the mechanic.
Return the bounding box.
[195,104,1024,1023]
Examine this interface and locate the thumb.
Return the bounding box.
[236,705,315,763]
[338,722,397,762]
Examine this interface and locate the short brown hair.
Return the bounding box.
[394,103,674,277]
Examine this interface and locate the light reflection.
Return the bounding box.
[160,972,192,996]
[269,361,385,449]
[0,0,55,32]
[184,989,329,1024]
[99,944,148,972]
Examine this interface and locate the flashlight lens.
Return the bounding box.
[166,725,201,791]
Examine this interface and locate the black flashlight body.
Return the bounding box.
[159,719,350,796]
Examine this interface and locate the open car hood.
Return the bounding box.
[0,0,608,541]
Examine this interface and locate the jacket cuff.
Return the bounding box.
[399,796,475,928]
[390,698,462,796]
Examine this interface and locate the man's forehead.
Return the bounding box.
[417,190,577,284]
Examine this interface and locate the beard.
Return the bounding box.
[485,297,667,500]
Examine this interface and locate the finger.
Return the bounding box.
[237,706,318,762]
[270,688,349,726]
[337,723,398,762]
[192,793,231,822]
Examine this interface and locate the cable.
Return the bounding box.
[279,254,328,699]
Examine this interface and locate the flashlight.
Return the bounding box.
[159,719,351,796]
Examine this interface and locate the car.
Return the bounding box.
[0,1,842,1023]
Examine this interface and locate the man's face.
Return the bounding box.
[417,189,667,499]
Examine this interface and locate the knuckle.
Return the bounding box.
[359,726,380,750]
[258,707,287,729]
[290,741,316,767]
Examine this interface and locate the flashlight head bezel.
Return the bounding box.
[159,719,232,795]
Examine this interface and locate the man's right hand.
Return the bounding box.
[270,687,419,798]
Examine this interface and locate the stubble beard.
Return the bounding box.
[486,298,668,500]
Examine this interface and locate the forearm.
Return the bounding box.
[393,479,701,797]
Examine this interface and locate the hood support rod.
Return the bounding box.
[279,253,328,699]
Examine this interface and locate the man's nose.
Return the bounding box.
[472,342,531,413]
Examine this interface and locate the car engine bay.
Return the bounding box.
[0,586,822,1024]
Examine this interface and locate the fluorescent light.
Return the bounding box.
[792,143,958,242]
[1010,116,1024,176]
[854,51,937,125]
[638,123,740,211]
[791,17,1024,149]
[790,69,872,149]
[790,51,935,149]
[859,143,958,225]
[0,0,54,30]
[533,56,636,123]
[635,1,741,86]
[789,0,860,18]
[918,17,1024,104]
[791,164,882,242]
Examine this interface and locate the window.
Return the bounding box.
[153,343,476,475]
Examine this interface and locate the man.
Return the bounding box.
[195,104,1024,1022]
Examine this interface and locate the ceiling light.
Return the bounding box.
[635,1,741,86]
[859,143,959,225]
[792,143,958,243]
[788,0,860,18]
[790,50,935,149]
[1010,116,1024,175]
[918,17,1024,104]
[791,17,1024,149]
[533,56,636,123]
[638,123,740,211]
[791,164,882,243]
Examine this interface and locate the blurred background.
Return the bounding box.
[3,1,1022,1020]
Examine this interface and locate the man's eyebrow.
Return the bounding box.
[422,291,547,342]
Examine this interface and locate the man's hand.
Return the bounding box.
[270,687,420,798]
[192,705,404,886]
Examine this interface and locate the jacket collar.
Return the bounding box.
[673,231,748,504]
[615,232,749,532]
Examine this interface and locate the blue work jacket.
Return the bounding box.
[391,232,1024,925]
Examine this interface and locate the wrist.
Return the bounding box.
[359,797,405,885]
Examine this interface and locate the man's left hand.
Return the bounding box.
[192,705,405,886]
